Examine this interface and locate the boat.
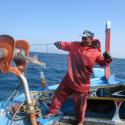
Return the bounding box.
[0,21,125,125]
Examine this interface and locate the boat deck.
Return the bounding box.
[57,117,125,125]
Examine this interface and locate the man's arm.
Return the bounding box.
[96,52,112,66]
[54,41,73,51]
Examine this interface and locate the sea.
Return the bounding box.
[0,52,125,100]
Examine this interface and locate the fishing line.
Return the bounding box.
[30,42,54,46]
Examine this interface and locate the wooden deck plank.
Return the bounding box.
[55,117,125,125]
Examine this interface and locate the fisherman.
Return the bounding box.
[45,30,112,125]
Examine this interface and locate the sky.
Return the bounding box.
[0,0,125,58]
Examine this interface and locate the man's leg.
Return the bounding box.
[73,92,89,125]
[45,83,73,117]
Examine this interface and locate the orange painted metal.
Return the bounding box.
[29,113,38,125]
[0,35,15,73]
[9,66,22,76]
[15,40,38,125]
[0,36,38,125]
[105,25,111,80]
[15,40,30,72]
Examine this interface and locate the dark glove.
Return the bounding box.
[54,41,61,49]
[103,52,112,63]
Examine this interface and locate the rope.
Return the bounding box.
[11,102,25,123]
[3,85,20,125]
[5,85,20,114]
[30,90,55,101]
[6,89,75,124]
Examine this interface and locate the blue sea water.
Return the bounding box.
[0,52,125,100]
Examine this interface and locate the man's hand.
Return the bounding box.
[54,41,61,49]
[103,52,112,64]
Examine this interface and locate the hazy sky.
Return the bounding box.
[0,0,125,58]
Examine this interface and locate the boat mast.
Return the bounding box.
[105,20,111,80]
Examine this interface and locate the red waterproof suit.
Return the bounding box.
[49,39,108,123]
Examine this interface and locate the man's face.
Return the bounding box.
[82,37,93,46]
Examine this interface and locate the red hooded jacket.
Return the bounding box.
[59,39,108,92]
